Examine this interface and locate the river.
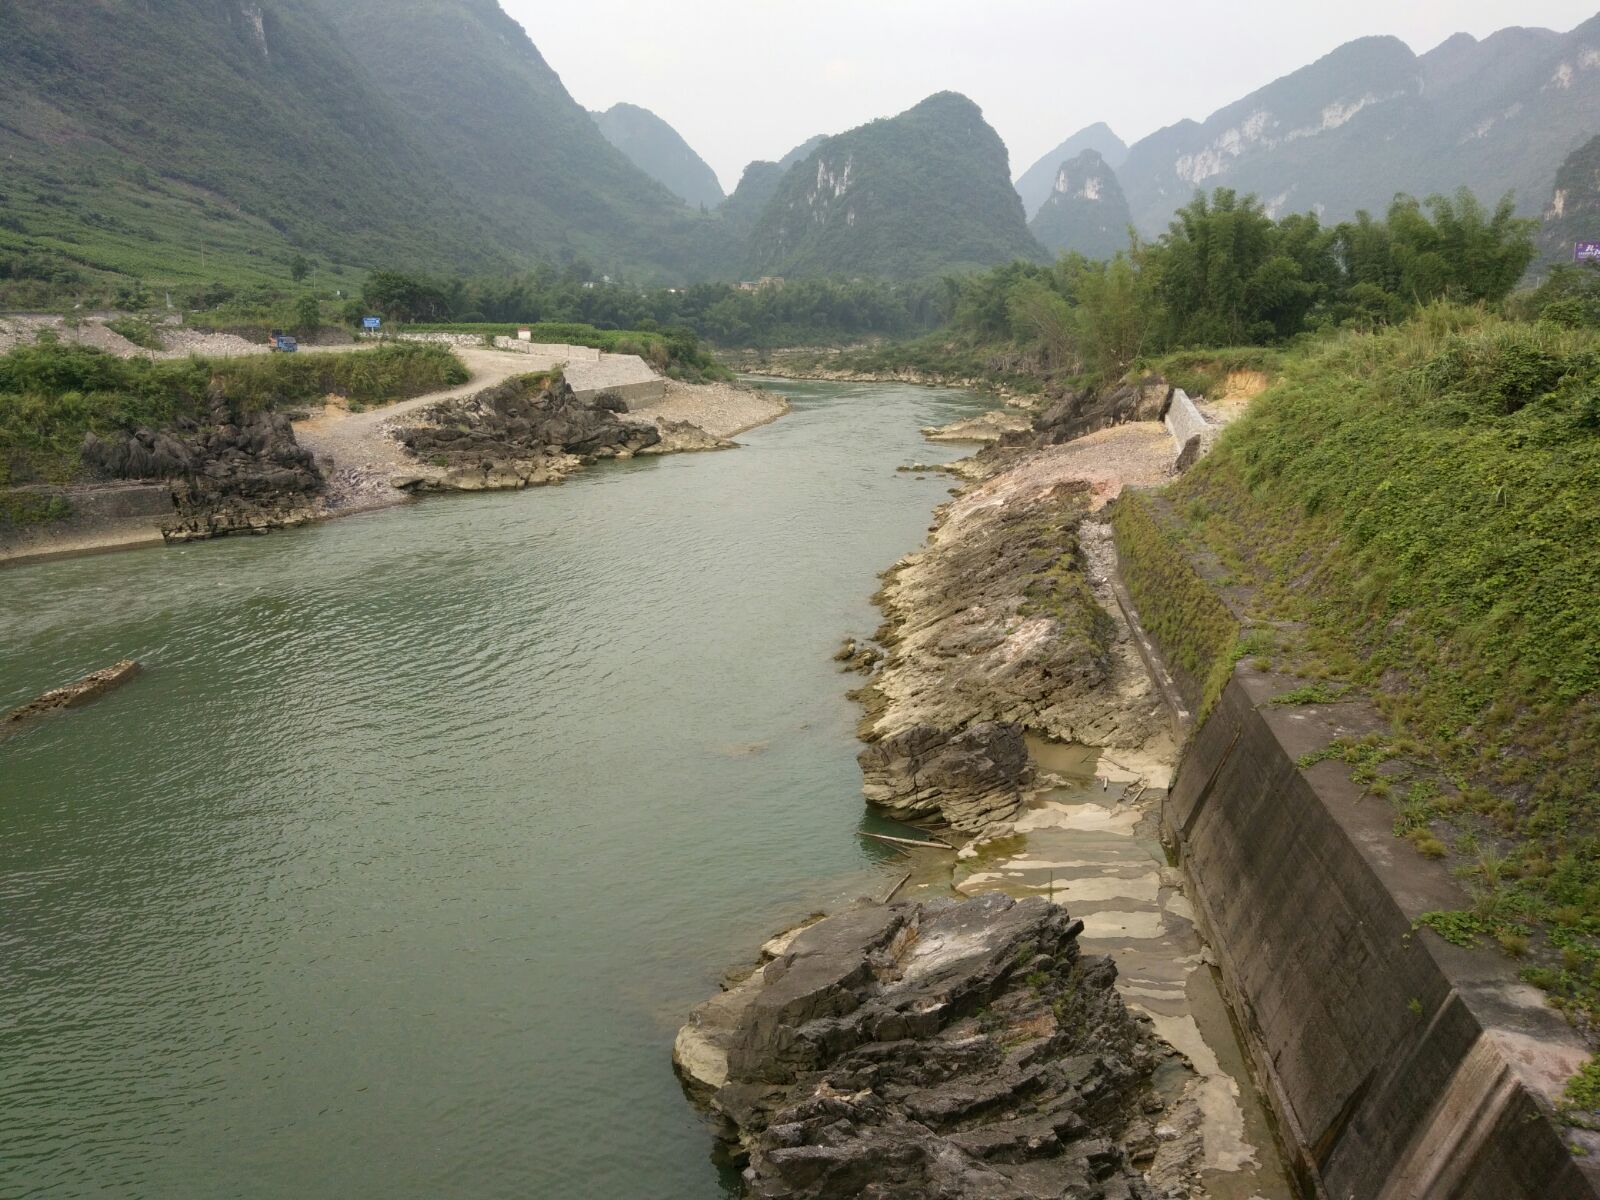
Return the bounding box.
[0,380,992,1200]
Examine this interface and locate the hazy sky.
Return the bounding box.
[509,1,1599,192]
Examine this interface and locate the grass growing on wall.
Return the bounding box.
[1161,306,1600,1022]
[1109,491,1241,717]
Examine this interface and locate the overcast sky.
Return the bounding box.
[508,1,1599,193]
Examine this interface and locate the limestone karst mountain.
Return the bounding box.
[1117,19,1600,234]
[743,93,1045,280]
[1015,123,1129,220]
[1029,149,1134,259]
[591,102,726,210]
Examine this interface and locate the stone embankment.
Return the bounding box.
[675,893,1205,1199]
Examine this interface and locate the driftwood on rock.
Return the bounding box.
[861,831,957,851]
[4,660,140,728]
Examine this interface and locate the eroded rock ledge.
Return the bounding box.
[676,894,1199,1199]
[854,461,1171,833]
[391,376,664,492]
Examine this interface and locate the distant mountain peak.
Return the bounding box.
[1030,149,1131,259]
[744,91,1041,279]
[591,102,725,209]
[1015,124,1129,219]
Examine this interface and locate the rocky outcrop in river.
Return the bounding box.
[858,721,1035,832]
[81,404,323,542]
[677,894,1197,1199]
[854,461,1170,832]
[4,660,140,731]
[392,376,662,492]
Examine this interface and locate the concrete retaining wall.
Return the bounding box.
[1163,667,1600,1198]
[1163,388,1214,452]
[0,484,172,564]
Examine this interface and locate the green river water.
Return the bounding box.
[0,380,993,1200]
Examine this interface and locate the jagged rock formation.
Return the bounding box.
[857,722,1035,834]
[854,420,1174,831]
[676,894,1197,1199]
[81,405,323,542]
[393,376,661,492]
[1034,377,1172,446]
[1029,150,1133,260]
[744,93,1044,280]
[1015,123,1129,220]
[591,102,725,210]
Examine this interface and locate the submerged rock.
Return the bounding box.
[676,894,1181,1199]
[4,660,140,728]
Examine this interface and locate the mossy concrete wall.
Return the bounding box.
[1164,666,1600,1198]
[0,483,171,564]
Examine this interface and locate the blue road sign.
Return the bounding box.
[363,316,382,330]
[1576,242,1600,263]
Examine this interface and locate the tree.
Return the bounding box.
[290,254,311,284]
[294,295,320,335]
[1006,278,1077,369]
[362,271,447,323]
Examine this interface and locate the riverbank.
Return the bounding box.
[734,350,1040,408]
[1,349,789,566]
[0,378,1003,1200]
[678,382,1300,1196]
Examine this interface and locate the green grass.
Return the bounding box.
[1110,493,1241,716]
[1150,306,1600,1018]
[0,342,465,488]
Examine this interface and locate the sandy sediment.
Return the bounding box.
[628,379,789,440]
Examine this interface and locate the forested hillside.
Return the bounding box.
[1544,135,1600,265]
[591,103,726,210]
[311,0,723,281]
[1029,150,1133,259]
[745,93,1044,280]
[0,0,496,285]
[1117,21,1600,235]
[0,0,720,293]
[1015,124,1129,219]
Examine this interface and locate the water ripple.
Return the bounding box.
[0,382,993,1199]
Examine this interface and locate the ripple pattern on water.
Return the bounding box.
[0,382,991,1199]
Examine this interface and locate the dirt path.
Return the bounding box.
[294,345,532,512]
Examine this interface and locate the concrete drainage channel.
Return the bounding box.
[949,738,1299,1200]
